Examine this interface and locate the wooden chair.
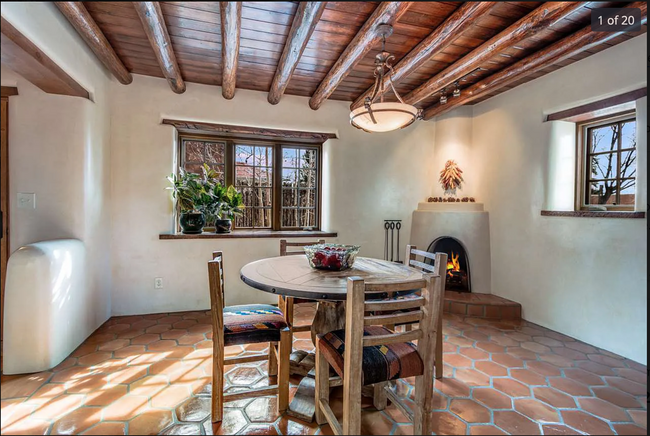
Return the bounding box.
[208,251,291,423]
[314,253,447,435]
[278,239,325,346]
[404,245,446,379]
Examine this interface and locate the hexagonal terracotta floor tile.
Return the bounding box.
[81,422,126,435]
[227,367,263,386]
[514,399,560,424]
[541,424,583,435]
[78,352,113,366]
[563,368,605,386]
[102,394,149,421]
[84,384,129,407]
[51,406,101,435]
[494,410,541,435]
[612,424,647,435]
[592,386,642,408]
[456,368,491,387]
[470,425,508,435]
[473,387,513,410]
[614,368,647,384]
[493,378,531,398]
[511,369,548,386]
[460,347,490,360]
[431,411,468,435]
[492,353,524,368]
[210,408,248,435]
[526,361,562,378]
[129,409,173,434]
[475,361,508,377]
[628,410,647,428]
[604,376,646,396]
[129,375,169,397]
[176,396,211,422]
[532,387,577,409]
[244,397,280,423]
[578,397,630,422]
[160,423,203,435]
[548,378,591,397]
[450,399,491,423]
[577,361,617,376]
[561,410,615,435]
[444,353,473,368]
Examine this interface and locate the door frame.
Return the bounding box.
[1,85,17,372]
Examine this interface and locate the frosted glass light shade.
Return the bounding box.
[350,102,419,133]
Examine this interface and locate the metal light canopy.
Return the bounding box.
[350,24,421,133]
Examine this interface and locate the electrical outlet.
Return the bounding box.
[154,277,164,289]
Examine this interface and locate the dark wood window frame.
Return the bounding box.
[177,133,323,232]
[576,111,637,212]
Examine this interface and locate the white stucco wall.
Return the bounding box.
[1,2,113,331]
[108,75,437,315]
[466,35,647,363]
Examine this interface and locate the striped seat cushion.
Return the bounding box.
[317,326,424,386]
[223,304,287,346]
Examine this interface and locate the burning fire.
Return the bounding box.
[447,252,461,277]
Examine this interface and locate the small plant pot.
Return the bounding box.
[215,219,232,233]
[179,212,206,234]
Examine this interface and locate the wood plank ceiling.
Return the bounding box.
[58,2,646,118]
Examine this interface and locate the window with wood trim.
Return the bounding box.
[179,135,321,230]
[578,113,637,211]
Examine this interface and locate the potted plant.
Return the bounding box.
[167,168,212,234]
[210,183,244,233]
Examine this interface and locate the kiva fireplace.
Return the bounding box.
[428,237,471,293]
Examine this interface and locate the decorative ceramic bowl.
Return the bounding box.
[304,243,361,271]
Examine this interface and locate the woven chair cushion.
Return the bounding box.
[223,304,287,346]
[317,325,424,386]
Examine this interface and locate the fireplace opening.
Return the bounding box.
[427,236,471,293]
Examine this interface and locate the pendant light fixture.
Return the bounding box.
[350,24,421,133]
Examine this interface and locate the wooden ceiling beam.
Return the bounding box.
[405,2,587,106]
[133,1,185,94]
[309,2,413,110]
[268,2,326,105]
[350,2,496,110]
[220,2,242,100]
[422,2,648,120]
[54,2,132,85]
[0,17,89,99]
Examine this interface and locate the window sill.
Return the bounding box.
[159,230,338,240]
[541,211,646,219]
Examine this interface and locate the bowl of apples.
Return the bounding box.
[304,243,360,271]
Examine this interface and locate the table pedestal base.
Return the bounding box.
[288,301,346,422]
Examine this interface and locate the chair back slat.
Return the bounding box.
[280,239,326,256]
[345,252,447,350]
[212,251,225,307]
[364,296,425,312]
[410,248,435,260]
[363,329,423,347]
[406,245,445,276]
[408,259,436,273]
[364,310,423,327]
[363,279,427,294]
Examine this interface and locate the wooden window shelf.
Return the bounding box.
[160,230,338,240]
[541,211,646,219]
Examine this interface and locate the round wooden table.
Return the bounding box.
[240,255,424,422]
[240,255,423,340]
